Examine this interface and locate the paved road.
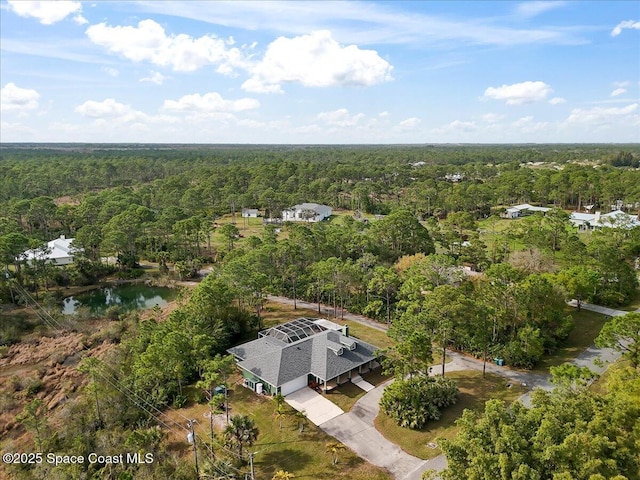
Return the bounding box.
[267,294,630,479]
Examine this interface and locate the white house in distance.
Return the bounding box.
[503,203,552,219]
[23,235,81,266]
[241,208,260,218]
[282,203,332,222]
[570,210,640,231]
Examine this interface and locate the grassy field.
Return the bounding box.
[209,209,373,251]
[374,371,526,460]
[168,375,391,480]
[533,308,608,373]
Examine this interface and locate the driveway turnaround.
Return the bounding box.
[321,380,432,480]
[285,387,344,426]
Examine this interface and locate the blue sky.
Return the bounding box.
[1,0,639,143]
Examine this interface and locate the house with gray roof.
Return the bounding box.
[281,203,332,222]
[22,235,82,266]
[502,203,551,219]
[228,318,379,396]
[570,210,640,230]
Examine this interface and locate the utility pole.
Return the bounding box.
[225,385,230,424]
[249,452,256,480]
[187,420,199,478]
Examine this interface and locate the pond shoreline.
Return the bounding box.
[58,278,160,301]
[61,282,176,316]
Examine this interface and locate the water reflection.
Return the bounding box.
[62,284,174,316]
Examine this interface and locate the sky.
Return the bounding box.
[1,0,639,144]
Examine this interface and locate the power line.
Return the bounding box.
[10,280,247,477]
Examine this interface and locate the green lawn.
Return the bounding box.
[210,214,268,250]
[326,381,367,412]
[171,377,391,480]
[233,385,391,480]
[374,371,526,460]
[533,308,608,373]
[210,209,376,250]
[326,369,392,412]
[477,217,514,233]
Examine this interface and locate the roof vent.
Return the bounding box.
[327,341,343,356]
[339,337,357,351]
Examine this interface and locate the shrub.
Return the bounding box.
[380,376,459,429]
[25,378,45,396]
[105,305,122,321]
[193,389,207,404]
[502,325,544,369]
[172,394,188,409]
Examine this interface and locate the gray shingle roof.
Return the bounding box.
[228,320,379,386]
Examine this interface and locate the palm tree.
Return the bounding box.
[274,403,287,429]
[223,414,259,460]
[295,410,308,433]
[325,441,345,465]
[273,392,285,408]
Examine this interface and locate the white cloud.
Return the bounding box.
[73,15,88,25]
[240,78,284,94]
[512,115,548,132]
[613,81,631,88]
[515,1,567,18]
[101,67,119,77]
[611,88,627,97]
[140,71,167,85]
[483,81,552,105]
[611,20,640,37]
[7,1,82,25]
[86,19,248,73]
[242,30,393,93]
[549,97,566,105]
[317,108,365,127]
[1,82,40,112]
[482,113,505,123]
[566,103,638,126]
[432,120,477,135]
[398,117,421,129]
[162,92,260,113]
[75,98,147,122]
[236,119,266,128]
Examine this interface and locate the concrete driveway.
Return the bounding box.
[285,387,344,426]
[321,380,432,480]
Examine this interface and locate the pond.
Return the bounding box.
[62,284,175,316]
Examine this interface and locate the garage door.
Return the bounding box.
[280,375,308,396]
